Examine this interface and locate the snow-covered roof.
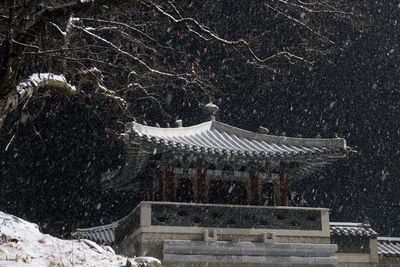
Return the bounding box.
[126,120,348,157]
[329,222,378,238]
[378,237,400,257]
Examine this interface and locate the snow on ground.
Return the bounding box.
[0,211,160,267]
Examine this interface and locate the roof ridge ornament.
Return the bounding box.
[175,119,183,128]
[203,102,219,121]
[258,126,269,134]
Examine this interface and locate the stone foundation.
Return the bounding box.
[115,202,336,266]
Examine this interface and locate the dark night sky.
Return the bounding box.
[219,2,400,236]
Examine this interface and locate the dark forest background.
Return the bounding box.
[0,0,399,238]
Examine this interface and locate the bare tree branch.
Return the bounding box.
[0,0,362,130]
[149,1,315,66]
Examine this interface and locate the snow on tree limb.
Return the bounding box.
[72,24,180,78]
[0,73,76,129]
[79,67,128,107]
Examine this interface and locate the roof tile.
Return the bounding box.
[129,121,348,159]
[329,222,378,238]
[378,237,400,256]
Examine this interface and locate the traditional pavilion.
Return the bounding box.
[74,120,400,266]
[102,120,351,206]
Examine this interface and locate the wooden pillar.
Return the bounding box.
[145,189,151,201]
[142,173,152,201]
[164,167,175,201]
[272,180,280,206]
[157,172,164,201]
[249,171,260,205]
[173,177,178,201]
[244,179,251,205]
[192,176,198,202]
[280,173,289,206]
[197,168,206,203]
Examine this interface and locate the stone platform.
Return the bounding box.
[115,202,335,266]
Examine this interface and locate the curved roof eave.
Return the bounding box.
[126,121,347,150]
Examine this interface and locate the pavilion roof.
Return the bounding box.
[102,121,352,190]
[126,120,349,158]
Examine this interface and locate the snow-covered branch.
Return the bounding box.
[0,73,76,129]
[79,67,128,107]
[73,24,178,78]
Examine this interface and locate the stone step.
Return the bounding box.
[163,254,337,265]
[163,240,337,257]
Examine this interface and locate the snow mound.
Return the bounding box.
[0,211,160,267]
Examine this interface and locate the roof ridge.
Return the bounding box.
[378,237,400,242]
[126,121,212,137]
[330,222,371,226]
[75,221,119,232]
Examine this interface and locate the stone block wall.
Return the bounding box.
[115,201,331,262]
[331,236,371,254]
[150,203,322,230]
